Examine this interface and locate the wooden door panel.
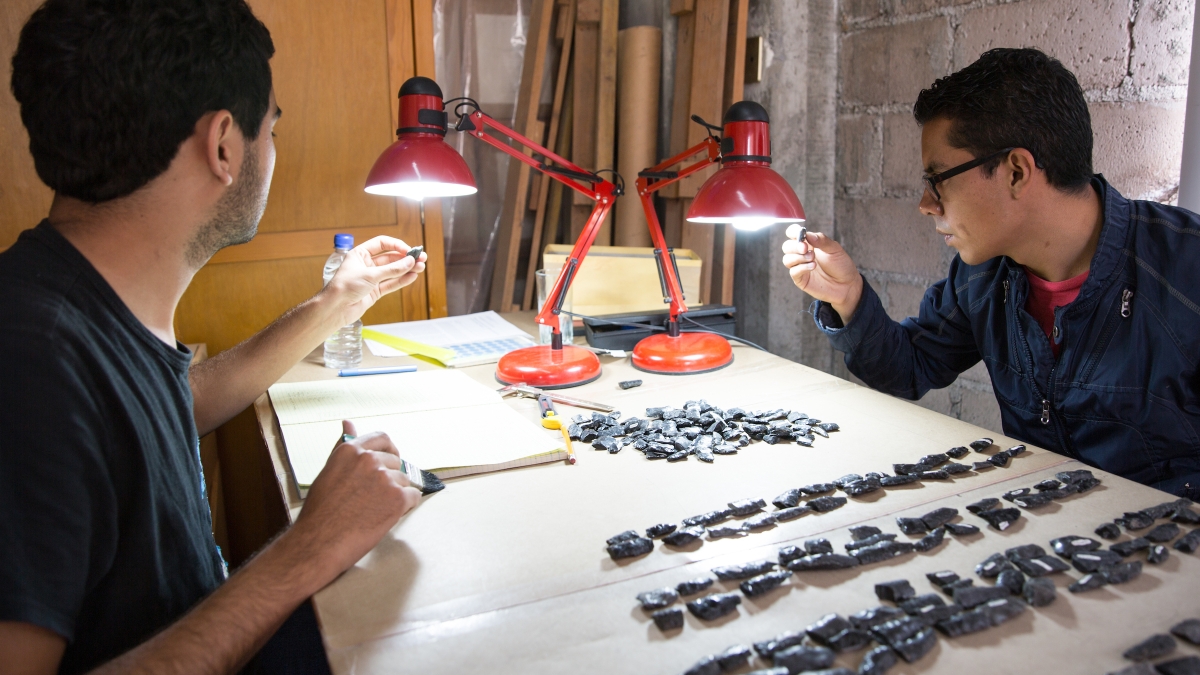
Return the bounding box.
[248,0,398,234]
[0,0,54,248]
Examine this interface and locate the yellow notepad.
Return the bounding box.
[268,370,566,495]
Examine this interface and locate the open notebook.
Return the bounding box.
[268,370,566,495]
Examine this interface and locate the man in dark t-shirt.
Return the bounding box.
[1,1,431,673]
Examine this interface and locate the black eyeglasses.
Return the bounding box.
[922,147,1017,201]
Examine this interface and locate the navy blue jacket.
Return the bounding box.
[816,176,1200,499]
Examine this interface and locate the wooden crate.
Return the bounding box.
[541,244,702,317]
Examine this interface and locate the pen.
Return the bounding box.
[337,365,419,377]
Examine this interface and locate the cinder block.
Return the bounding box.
[841,0,891,24]
[1092,101,1184,200]
[1130,0,1193,88]
[841,17,952,106]
[836,197,951,279]
[897,0,975,15]
[883,112,923,195]
[837,114,881,194]
[883,279,929,321]
[958,383,1003,433]
[915,386,956,416]
[954,0,1130,90]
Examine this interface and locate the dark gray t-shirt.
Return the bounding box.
[0,222,225,674]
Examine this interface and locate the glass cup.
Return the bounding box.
[535,268,574,345]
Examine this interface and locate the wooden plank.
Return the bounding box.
[591,0,618,246]
[663,9,695,200]
[669,0,695,15]
[679,0,729,304]
[570,0,600,213]
[385,0,429,322]
[487,0,556,312]
[522,0,576,310]
[712,0,747,307]
[410,0,447,318]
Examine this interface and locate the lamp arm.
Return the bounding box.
[455,109,620,335]
[465,111,613,201]
[634,136,723,323]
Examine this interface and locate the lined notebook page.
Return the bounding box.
[268,370,564,488]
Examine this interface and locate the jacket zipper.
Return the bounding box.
[1121,288,1133,318]
[1010,274,1075,456]
[1003,280,1009,304]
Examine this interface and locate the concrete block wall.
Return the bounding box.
[737,0,1192,435]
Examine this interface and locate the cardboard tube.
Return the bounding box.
[615,26,661,247]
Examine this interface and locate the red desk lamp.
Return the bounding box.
[364,76,619,388]
[632,101,805,374]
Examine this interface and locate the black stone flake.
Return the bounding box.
[1148,544,1170,564]
[945,522,981,536]
[987,453,1011,468]
[966,497,1001,514]
[707,523,748,539]
[850,525,883,540]
[893,627,937,663]
[1096,522,1122,539]
[636,587,679,610]
[1004,543,1047,561]
[978,596,1028,625]
[1050,535,1101,557]
[953,584,1011,609]
[1012,555,1070,577]
[914,527,947,552]
[740,569,793,597]
[976,553,1016,579]
[676,576,715,596]
[935,608,993,637]
[778,545,806,566]
[921,507,959,530]
[1119,511,1156,530]
[1035,478,1064,491]
[1102,561,1143,584]
[646,523,678,539]
[1146,522,1182,543]
[683,509,733,527]
[941,578,973,597]
[871,615,927,646]
[1013,492,1057,509]
[947,446,970,459]
[1171,619,1200,646]
[805,537,834,555]
[1173,508,1200,525]
[973,461,995,471]
[663,525,706,547]
[801,483,837,495]
[1071,549,1124,573]
[787,553,860,571]
[728,498,766,516]
[1122,634,1177,662]
[1022,577,1057,607]
[854,540,915,565]
[753,630,807,658]
[893,463,921,475]
[1154,656,1200,675]
[976,507,1021,531]
[1056,468,1096,485]
[997,568,1026,595]
[943,462,972,475]
[712,559,776,581]
[846,533,898,551]
[808,495,848,512]
[875,579,917,603]
[850,606,907,631]
[806,613,853,644]
[920,470,951,480]
[919,453,949,467]
[1111,537,1152,557]
[926,570,961,589]
[1175,529,1200,553]
[774,505,810,522]
[1002,488,1032,501]
[651,607,684,631]
[969,438,994,451]
[715,644,752,672]
[833,474,864,488]
[882,473,921,487]
[858,645,899,675]
[607,536,653,560]
[745,512,776,530]
[1068,573,1108,593]
[897,517,929,535]
[772,488,804,510]
[843,479,882,497]
[683,655,719,675]
[686,592,742,620]
[898,593,945,615]
[771,645,835,673]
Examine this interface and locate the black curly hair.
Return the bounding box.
[10,0,275,203]
[913,48,1093,193]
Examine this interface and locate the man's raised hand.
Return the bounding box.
[322,236,427,327]
[780,225,865,323]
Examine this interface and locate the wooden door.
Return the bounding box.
[0,0,447,565]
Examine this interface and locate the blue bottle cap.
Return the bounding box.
[334,233,354,249]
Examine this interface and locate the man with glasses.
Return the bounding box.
[782,47,1200,499]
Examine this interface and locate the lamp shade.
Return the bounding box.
[365,77,477,200]
[686,101,804,230]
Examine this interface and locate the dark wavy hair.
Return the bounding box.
[913,48,1093,193]
[10,0,274,203]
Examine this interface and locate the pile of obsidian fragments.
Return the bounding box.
[568,400,841,462]
[605,437,1018,561]
[1112,618,1200,675]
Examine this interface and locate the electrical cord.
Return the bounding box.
[680,315,767,351]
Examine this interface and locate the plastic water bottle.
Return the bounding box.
[322,233,363,369]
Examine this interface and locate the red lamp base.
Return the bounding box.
[631,331,734,375]
[496,344,602,389]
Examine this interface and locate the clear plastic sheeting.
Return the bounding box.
[434,0,531,315]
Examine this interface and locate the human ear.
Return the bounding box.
[203,111,239,187]
[1007,148,1036,196]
